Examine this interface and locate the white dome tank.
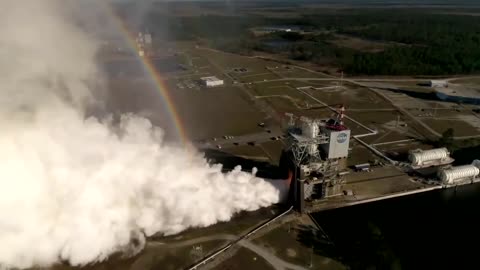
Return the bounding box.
[439,165,480,184]
[409,148,449,166]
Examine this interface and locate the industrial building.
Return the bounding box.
[429,80,448,88]
[435,86,480,105]
[283,106,351,212]
[200,76,224,87]
[408,148,454,169]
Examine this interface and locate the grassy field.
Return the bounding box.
[139,240,227,270]
[212,247,276,270]
[450,77,480,86]
[287,80,326,88]
[376,141,432,162]
[238,73,280,83]
[191,48,271,72]
[423,119,479,137]
[405,107,470,118]
[252,85,308,99]
[42,239,227,270]
[104,53,269,141]
[347,142,380,167]
[222,145,269,161]
[259,140,285,164]
[269,66,332,79]
[167,82,267,140]
[304,85,395,110]
[295,108,333,119]
[252,220,345,270]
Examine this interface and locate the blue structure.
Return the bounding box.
[435,88,480,105]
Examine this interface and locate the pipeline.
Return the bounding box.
[354,136,397,165]
[186,206,294,270]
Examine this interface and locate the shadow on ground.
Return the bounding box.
[296,221,402,270]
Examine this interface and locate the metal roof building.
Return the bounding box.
[200,76,224,87]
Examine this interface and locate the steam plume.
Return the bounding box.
[0,1,281,268]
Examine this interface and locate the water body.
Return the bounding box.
[312,183,480,269]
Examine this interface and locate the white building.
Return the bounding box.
[200,76,224,87]
[321,129,351,159]
[429,80,448,88]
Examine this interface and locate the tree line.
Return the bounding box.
[142,9,480,75]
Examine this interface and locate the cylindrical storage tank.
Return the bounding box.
[409,148,449,166]
[439,165,480,184]
[302,121,319,139]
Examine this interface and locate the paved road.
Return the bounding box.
[148,234,308,270]
[244,75,480,86]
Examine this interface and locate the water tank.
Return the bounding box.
[409,148,450,166]
[301,120,319,139]
[438,165,480,184]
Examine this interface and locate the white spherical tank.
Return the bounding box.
[439,165,480,184]
[409,148,449,166]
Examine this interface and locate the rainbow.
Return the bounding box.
[103,4,188,144]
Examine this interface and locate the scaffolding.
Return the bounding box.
[284,113,349,211]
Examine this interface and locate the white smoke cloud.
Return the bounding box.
[0,1,282,268]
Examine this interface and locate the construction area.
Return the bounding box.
[86,36,480,270]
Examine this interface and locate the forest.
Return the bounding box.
[142,8,480,75]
